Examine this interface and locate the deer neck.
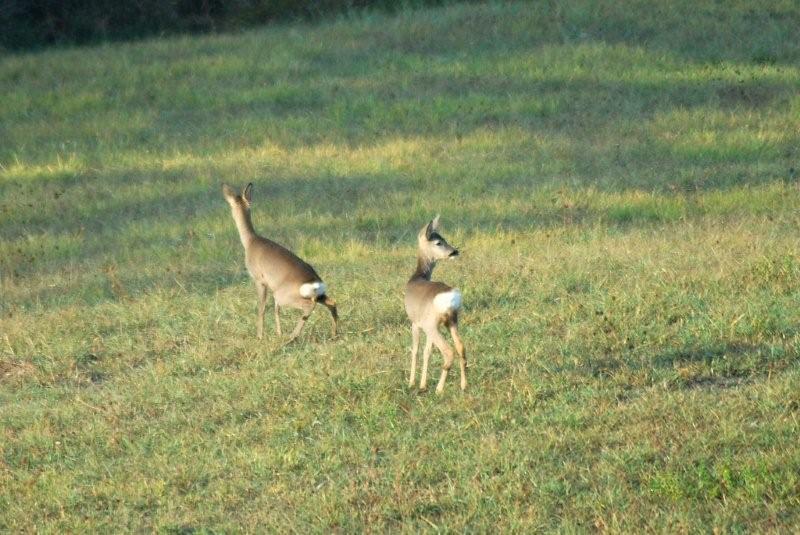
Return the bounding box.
[411,254,436,281]
[231,207,257,248]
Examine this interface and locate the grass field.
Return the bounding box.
[2,0,800,531]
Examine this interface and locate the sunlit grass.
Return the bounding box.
[2,0,800,532]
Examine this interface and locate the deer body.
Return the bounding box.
[244,237,323,308]
[223,183,337,341]
[404,216,466,393]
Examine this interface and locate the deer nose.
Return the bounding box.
[449,249,459,257]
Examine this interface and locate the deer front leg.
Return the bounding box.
[274,300,282,336]
[256,283,268,340]
[408,324,420,388]
[419,336,434,391]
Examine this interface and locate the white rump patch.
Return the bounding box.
[299,281,326,299]
[433,289,462,314]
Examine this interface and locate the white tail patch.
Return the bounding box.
[299,281,326,299]
[433,289,462,314]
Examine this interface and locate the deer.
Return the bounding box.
[222,183,337,342]
[404,215,466,394]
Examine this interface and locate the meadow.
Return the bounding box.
[2,0,800,531]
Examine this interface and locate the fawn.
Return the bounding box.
[222,183,337,342]
[404,216,466,393]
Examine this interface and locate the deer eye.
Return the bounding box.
[435,241,442,246]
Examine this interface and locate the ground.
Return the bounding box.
[1,1,800,531]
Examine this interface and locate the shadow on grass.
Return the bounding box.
[3,1,799,309]
[653,342,765,368]
[585,340,797,391]
[1,160,794,308]
[2,129,794,245]
[41,59,793,173]
[5,1,798,67]
[3,8,799,171]
[1,170,417,307]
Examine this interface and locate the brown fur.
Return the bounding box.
[223,183,338,341]
[404,216,467,393]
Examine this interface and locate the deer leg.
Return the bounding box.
[429,329,456,394]
[449,323,467,391]
[408,324,420,388]
[419,336,434,391]
[321,296,338,337]
[256,283,268,340]
[287,300,316,343]
[273,299,282,336]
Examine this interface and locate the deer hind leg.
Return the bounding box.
[320,295,338,337]
[408,324,421,388]
[287,300,316,343]
[256,283,268,340]
[429,329,456,394]
[449,322,467,391]
[419,335,434,391]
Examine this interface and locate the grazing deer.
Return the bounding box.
[222,183,337,342]
[404,216,466,393]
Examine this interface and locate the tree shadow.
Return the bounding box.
[1,169,420,307]
[3,3,798,168]
[120,56,797,166]
[653,342,762,368]
[3,1,799,310]
[580,340,796,392]
[9,0,795,66]
[1,144,794,305]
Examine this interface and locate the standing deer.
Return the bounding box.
[404,216,466,393]
[222,183,337,342]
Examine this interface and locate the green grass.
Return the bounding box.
[2,0,800,531]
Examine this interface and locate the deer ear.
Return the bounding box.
[424,216,437,239]
[242,183,253,205]
[222,184,236,199]
[425,214,440,238]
